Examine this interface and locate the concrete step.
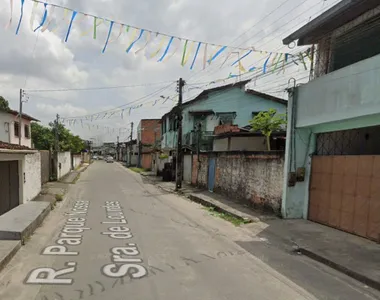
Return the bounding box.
[0,241,21,273]
[0,202,51,244]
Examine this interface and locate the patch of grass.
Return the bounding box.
[72,173,81,184]
[55,194,64,202]
[129,167,145,173]
[204,207,245,226]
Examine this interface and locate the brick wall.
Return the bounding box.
[141,120,161,153]
[191,154,209,187]
[192,151,284,214]
[141,154,152,170]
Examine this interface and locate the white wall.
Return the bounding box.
[73,155,82,169]
[24,153,41,202]
[213,138,229,151]
[230,136,267,151]
[57,152,71,179]
[0,111,12,143]
[213,136,267,151]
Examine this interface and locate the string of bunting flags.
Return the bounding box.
[61,118,131,135]
[6,0,295,71]
[60,94,177,122]
[60,47,311,123]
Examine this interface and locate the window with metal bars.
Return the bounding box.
[316,125,380,156]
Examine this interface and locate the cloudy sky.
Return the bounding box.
[0,0,338,143]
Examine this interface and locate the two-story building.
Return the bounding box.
[160,80,287,154]
[281,0,380,241]
[0,108,41,216]
[0,109,38,148]
[137,119,161,170]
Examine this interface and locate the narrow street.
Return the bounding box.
[0,162,379,300]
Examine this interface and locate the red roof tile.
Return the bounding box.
[0,141,33,150]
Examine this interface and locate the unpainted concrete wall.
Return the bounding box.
[24,153,41,202]
[73,155,82,169]
[193,152,284,214]
[82,152,90,163]
[57,152,71,179]
[40,150,51,184]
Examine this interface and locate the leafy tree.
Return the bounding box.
[249,108,287,151]
[0,96,10,112]
[32,122,85,153]
[31,123,54,150]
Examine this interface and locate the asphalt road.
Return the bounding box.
[0,162,379,300]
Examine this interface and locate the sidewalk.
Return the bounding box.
[152,179,380,291]
[0,164,90,273]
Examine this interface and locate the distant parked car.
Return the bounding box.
[106,156,114,163]
[93,155,98,160]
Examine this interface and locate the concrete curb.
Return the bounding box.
[188,194,254,224]
[299,248,380,291]
[0,241,21,273]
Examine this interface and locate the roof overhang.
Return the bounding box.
[188,110,214,116]
[283,0,380,45]
[0,149,38,154]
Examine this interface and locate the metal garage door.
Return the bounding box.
[308,125,380,241]
[0,161,20,216]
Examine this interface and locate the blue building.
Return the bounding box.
[160,80,287,153]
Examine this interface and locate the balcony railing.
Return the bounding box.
[184,131,214,151]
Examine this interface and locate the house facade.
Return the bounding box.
[137,119,161,170]
[160,80,287,153]
[282,0,380,241]
[0,109,38,148]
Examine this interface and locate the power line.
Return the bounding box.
[61,82,176,119]
[25,80,176,93]
[186,0,338,85]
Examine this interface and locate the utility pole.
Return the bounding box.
[129,122,134,166]
[175,78,184,190]
[18,89,23,145]
[116,135,120,161]
[53,114,60,180]
[54,114,60,152]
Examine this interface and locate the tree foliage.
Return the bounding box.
[0,96,10,112]
[31,122,85,153]
[249,108,287,151]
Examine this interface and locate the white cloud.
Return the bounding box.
[0,0,337,142]
[36,103,87,118]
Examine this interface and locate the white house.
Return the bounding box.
[0,109,41,216]
[0,109,39,148]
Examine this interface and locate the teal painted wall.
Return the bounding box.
[296,54,380,128]
[282,55,380,219]
[161,86,287,150]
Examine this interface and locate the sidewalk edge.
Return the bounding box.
[299,247,380,291]
[0,241,21,273]
[188,194,254,223]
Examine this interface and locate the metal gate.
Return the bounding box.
[309,155,380,241]
[0,161,20,216]
[208,158,216,192]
